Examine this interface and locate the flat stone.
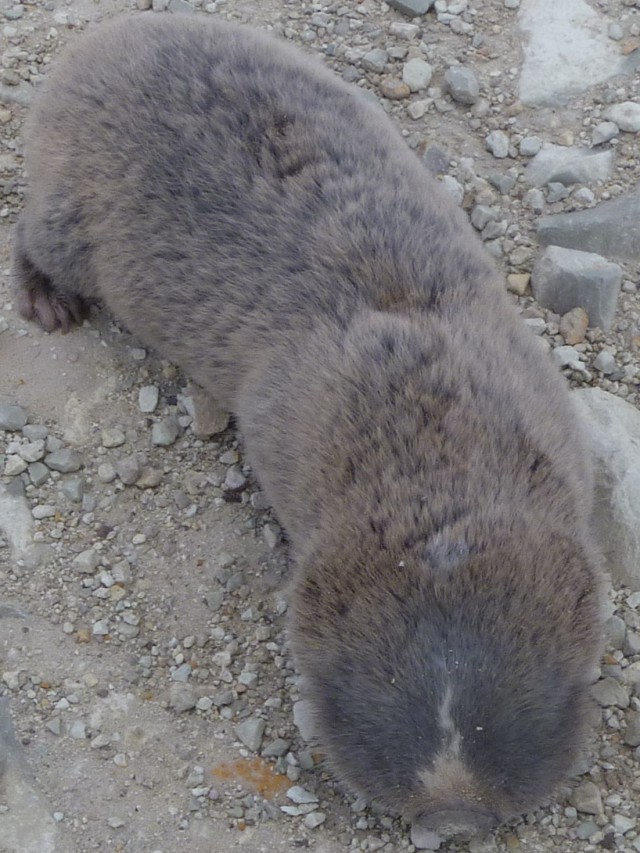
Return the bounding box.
[362,49,389,74]
[624,711,640,747]
[444,66,480,104]
[4,455,27,476]
[537,190,640,263]
[518,0,630,107]
[604,101,640,133]
[573,389,640,590]
[293,699,316,742]
[519,135,542,156]
[531,246,622,332]
[304,812,326,830]
[235,717,266,753]
[388,0,435,15]
[44,448,83,473]
[591,677,629,708]
[525,144,614,187]
[402,58,433,92]
[570,780,603,816]
[389,22,420,39]
[169,684,196,713]
[0,403,27,431]
[138,385,159,413]
[61,478,84,503]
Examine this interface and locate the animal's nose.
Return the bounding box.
[412,803,499,844]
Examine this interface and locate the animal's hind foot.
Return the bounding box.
[12,252,90,334]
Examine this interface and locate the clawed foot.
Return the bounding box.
[12,257,90,334]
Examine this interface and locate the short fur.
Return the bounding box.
[12,15,603,837]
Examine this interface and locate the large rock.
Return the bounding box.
[537,190,640,263]
[524,144,614,187]
[531,246,622,332]
[518,0,636,106]
[573,388,640,590]
[0,698,57,852]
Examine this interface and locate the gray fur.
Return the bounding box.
[12,15,604,836]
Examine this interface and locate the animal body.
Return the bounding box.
[12,14,603,841]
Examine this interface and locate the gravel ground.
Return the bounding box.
[2,1,640,852]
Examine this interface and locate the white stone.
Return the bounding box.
[518,0,625,106]
[402,58,433,92]
[604,102,640,134]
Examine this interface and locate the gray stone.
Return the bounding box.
[605,615,626,650]
[439,175,464,205]
[485,130,510,158]
[570,780,603,816]
[389,22,420,39]
[235,717,266,753]
[28,462,50,487]
[488,172,517,194]
[262,738,290,758]
[169,684,196,713]
[18,441,45,463]
[593,351,616,374]
[573,389,640,590]
[61,478,84,503]
[444,66,480,104]
[608,23,623,41]
[591,676,629,709]
[520,136,542,156]
[293,699,316,742]
[531,246,622,331]
[402,58,433,92]
[623,631,640,657]
[101,428,125,448]
[224,464,248,492]
[168,0,194,9]
[537,189,640,263]
[114,456,140,486]
[138,385,159,413]
[22,424,47,441]
[411,823,443,850]
[525,144,614,187]
[624,711,640,747]
[287,786,319,805]
[0,698,56,852]
[187,383,231,438]
[523,188,545,212]
[362,49,389,74]
[604,101,640,133]
[4,455,27,476]
[0,403,27,431]
[151,417,180,446]
[72,549,100,575]
[591,121,619,146]
[546,182,569,203]
[44,449,83,473]
[388,0,435,15]
[469,206,496,231]
[304,812,326,830]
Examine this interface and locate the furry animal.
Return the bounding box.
[12,14,604,841]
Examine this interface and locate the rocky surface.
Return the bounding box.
[1,1,640,852]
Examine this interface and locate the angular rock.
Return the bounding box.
[402,58,433,92]
[444,66,480,104]
[138,385,159,413]
[361,49,388,74]
[235,717,266,753]
[591,676,629,709]
[388,0,435,15]
[604,101,640,133]
[573,388,640,590]
[185,382,231,438]
[151,417,180,446]
[531,246,622,331]
[559,307,589,345]
[537,189,640,263]
[44,449,83,473]
[591,121,619,146]
[0,403,27,431]
[570,780,603,816]
[624,711,640,747]
[525,144,614,187]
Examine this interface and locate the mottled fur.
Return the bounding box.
[12,15,603,838]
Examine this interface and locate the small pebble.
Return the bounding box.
[402,58,433,92]
[151,417,180,446]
